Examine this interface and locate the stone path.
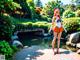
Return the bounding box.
[13,45,80,60]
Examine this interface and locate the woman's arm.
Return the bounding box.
[52,17,54,24]
[52,16,56,26]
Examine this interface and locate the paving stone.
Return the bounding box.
[13,45,80,60]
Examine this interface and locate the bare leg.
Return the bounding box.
[52,32,57,55]
[57,32,62,54]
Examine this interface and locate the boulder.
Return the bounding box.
[11,35,18,40]
[12,40,23,48]
[76,43,80,48]
[71,32,80,43]
[66,42,76,47]
[66,32,80,46]
[24,46,28,48]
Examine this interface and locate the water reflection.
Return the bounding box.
[18,34,66,49]
[19,36,53,48]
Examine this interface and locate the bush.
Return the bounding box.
[27,22,33,29]
[40,16,49,21]
[0,41,13,60]
[0,40,18,60]
[75,10,80,17]
[63,17,80,33]
[0,15,14,41]
[63,9,75,18]
[14,22,50,33]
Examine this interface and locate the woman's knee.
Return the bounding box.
[58,32,62,40]
[52,36,57,43]
[53,36,57,40]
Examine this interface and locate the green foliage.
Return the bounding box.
[41,1,64,18]
[0,0,21,13]
[75,10,80,17]
[62,9,75,18]
[14,22,51,33]
[63,17,80,33]
[0,15,13,41]
[69,4,76,11]
[18,0,32,18]
[11,45,19,52]
[27,0,43,20]
[0,0,32,19]
[40,16,49,21]
[76,5,80,10]
[0,40,18,60]
[0,40,13,59]
[27,0,36,19]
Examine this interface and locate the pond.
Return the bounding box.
[18,34,66,49]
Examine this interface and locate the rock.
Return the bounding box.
[66,32,80,46]
[77,49,80,54]
[71,32,80,43]
[70,43,76,47]
[76,43,80,48]
[12,40,23,48]
[65,34,70,41]
[66,42,76,47]
[43,33,48,36]
[66,41,71,46]
[24,46,28,48]
[43,33,51,37]
[11,35,18,40]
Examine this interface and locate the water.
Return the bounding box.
[19,36,66,49]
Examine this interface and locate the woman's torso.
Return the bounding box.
[52,16,62,28]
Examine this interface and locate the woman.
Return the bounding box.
[52,8,64,55]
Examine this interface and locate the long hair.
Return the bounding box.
[53,8,60,19]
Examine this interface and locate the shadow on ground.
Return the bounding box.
[13,45,80,60]
[60,50,70,54]
[13,45,45,60]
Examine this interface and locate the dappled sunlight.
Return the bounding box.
[0,0,80,60]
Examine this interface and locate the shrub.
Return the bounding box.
[0,41,13,60]
[75,10,80,17]
[0,40,18,60]
[32,23,38,29]
[63,17,80,33]
[40,16,49,21]
[63,9,75,18]
[14,22,50,33]
[0,15,13,41]
[27,22,33,29]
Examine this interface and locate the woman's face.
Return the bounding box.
[54,9,60,16]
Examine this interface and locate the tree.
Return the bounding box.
[27,0,42,19]
[15,0,32,19]
[0,0,21,14]
[41,1,64,18]
[27,0,36,19]
[0,14,13,41]
[0,0,13,13]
